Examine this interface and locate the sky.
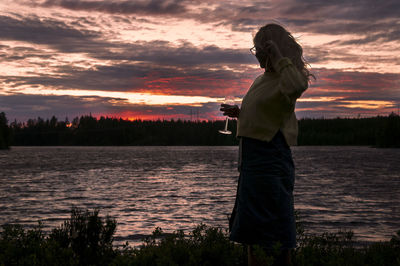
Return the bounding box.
[0,0,399,122]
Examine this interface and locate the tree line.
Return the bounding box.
[1,112,399,147]
[298,113,400,147]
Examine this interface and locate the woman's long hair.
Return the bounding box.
[253,23,315,82]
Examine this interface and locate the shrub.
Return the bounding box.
[48,207,117,266]
[114,224,247,266]
[0,207,116,266]
[1,208,399,265]
[293,230,400,266]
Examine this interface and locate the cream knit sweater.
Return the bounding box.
[237,57,308,146]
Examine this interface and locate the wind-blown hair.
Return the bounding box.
[253,23,315,82]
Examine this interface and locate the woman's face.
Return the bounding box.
[253,42,266,68]
[254,42,272,70]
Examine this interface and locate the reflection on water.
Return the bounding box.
[0,146,399,246]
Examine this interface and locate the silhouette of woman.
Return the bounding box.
[221,23,313,266]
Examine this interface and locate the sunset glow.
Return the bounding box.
[4,87,221,106]
[338,100,395,109]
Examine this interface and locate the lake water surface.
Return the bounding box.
[1,146,399,246]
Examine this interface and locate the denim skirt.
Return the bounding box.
[229,131,296,249]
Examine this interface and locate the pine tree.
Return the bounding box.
[0,112,10,149]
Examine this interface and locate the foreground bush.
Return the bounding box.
[114,225,246,266]
[1,207,399,265]
[294,230,400,266]
[0,208,117,266]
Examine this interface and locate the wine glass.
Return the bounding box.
[219,96,235,135]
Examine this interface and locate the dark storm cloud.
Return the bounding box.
[285,0,400,21]
[318,69,399,90]
[3,1,398,71]
[0,44,54,61]
[2,63,152,91]
[0,15,255,65]
[23,0,400,34]
[293,67,400,118]
[280,0,400,25]
[0,15,96,41]
[28,0,400,44]
[204,0,400,46]
[90,40,255,66]
[1,61,255,97]
[0,14,257,95]
[279,1,400,44]
[0,93,117,121]
[30,0,269,32]
[331,28,400,45]
[40,0,187,15]
[0,15,111,54]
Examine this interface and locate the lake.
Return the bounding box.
[1,146,399,246]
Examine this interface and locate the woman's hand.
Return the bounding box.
[220,104,240,118]
[263,40,283,71]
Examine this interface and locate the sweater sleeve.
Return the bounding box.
[274,57,308,104]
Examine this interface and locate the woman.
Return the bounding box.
[221,23,313,266]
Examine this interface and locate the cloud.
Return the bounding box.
[90,41,256,67]
[330,28,400,45]
[11,0,397,47]
[0,92,223,122]
[0,93,111,121]
[27,0,400,37]
[3,67,398,122]
[39,0,187,15]
[1,46,54,61]
[296,68,400,117]
[0,15,110,54]
[1,62,256,97]
[0,13,259,96]
[0,14,255,65]
[1,0,399,121]
[306,69,400,99]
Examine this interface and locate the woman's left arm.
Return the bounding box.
[274,58,308,103]
[264,40,308,103]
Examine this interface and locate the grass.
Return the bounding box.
[1,207,399,265]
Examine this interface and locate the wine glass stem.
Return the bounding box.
[224,117,229,131]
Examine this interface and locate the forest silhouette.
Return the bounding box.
[1,112,399,148]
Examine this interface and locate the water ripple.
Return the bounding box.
[1,146,399,246]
